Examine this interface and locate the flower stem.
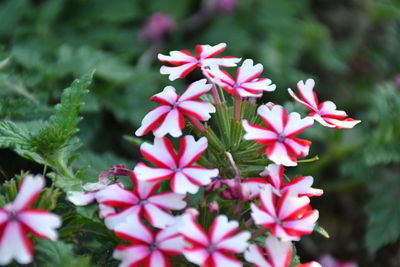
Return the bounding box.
[186,115,208,133]
[234,95,242,122]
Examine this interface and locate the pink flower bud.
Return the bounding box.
[99,164,131,182]
[220,188,235,200]
[265,102,275,110]
[394,74,400,89]
[184,208,200,219]
[208,201,219,213]
[216,0,236,13]
[140,13,174,42]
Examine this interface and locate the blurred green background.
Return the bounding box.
[0,0,399,266]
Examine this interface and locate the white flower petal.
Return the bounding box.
[0,222,32,265]
[12,174,44,211]
[19,210,61,240]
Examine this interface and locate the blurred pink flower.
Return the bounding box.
[216,0,236,13]
[319,254,358,267]
[140,13,174,41]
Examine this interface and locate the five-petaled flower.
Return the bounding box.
[251,184,319,241]
[179,214,250,267]
[96,171,186,229]
[135,136,219,194]
[135,79,216,138]
[242,104,314,166]
[245,235,321,267]
[0,175,62,265]
[208,59,276,97]
[158,43,240,81]
[113,215,186,267]
[243,164,323,200]
[288,79,361,129]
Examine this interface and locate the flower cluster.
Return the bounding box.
[67,43,360,267]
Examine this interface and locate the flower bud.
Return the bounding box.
[140,13,174,42]
[184,208,200,219]
[208,201,219,213]
[216,0,236,13]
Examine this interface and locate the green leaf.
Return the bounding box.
[314,223,330,238]
[35,239,92,267]
[365,173,400,252]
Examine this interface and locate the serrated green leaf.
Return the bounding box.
[35,239,92,267]
[365,173,400,252]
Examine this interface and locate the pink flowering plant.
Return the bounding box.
[0,43,361,266]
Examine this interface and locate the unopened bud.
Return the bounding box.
[220,188,235,200]
[208,201,219,213]
[265,102,275,110]
[394,74,400,89]
[140,13,174,42]
[216,0,236,13]
[184,208,200,219]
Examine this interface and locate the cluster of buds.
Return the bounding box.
[70,43,360,266]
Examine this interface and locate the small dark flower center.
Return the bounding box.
[8,210,19,221]
[232,83,240,89]
[276,133,286,143]
[207,244,216,253]
[172,167,182,172]
[138,199,149,205]
[148,242,158,252]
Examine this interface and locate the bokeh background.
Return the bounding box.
[0,0,399,266]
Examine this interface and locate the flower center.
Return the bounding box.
[138,199,149,205]
[172,167,182,173]
[8,210,19,221]
[276,133,286,143]
[207,244,217,253]
[148,242,158,252]
[232,83,240,89]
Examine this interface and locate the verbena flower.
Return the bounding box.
[243,104,314,166]
[251,184,319,241]
[179,214,250,267]
[135,79,215,137]
[0,175,61,265]
[288,79,361,129]
[67,164,130,206]
[208,59,276,97]
[245,235,321,267]
[135,136,219,194]
[96,172,186,229]
[113,215,185,267]
[243,164,323,200]
[158,43,240,81]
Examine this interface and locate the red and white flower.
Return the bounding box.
[113,215,185,267]
[288,79,361,129]
[0,175,61,265]
[134,136,219,194]
[208,59,276,97]
[243,164,323,200]
[245,235,321,267]
[96,172,186,229]
[251,184,319,241]
[243,104,314,166]
[179,214,250,267]
[68,164,130,206]
[158,43,240,81]
[135,79,215,138]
